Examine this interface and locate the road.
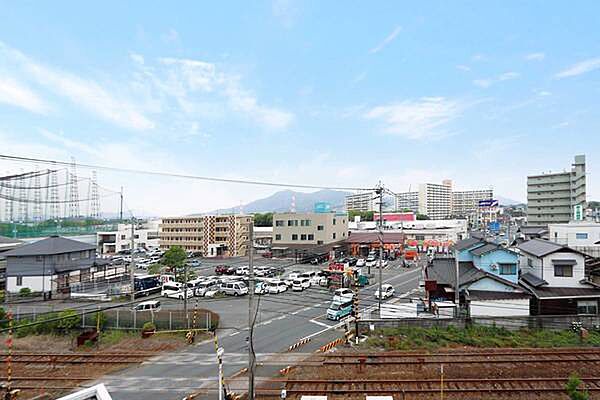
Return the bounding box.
[91,261,422,399]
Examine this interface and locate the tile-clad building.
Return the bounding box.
[527,155,586,226]
[159,215,251,257]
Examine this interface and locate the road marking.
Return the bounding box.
[229,331,240,337]
[309,318,332,328]
[290,310,300,315]
[262,320,272,325]
[274,315,286,321]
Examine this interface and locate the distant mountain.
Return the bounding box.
[207,189,351,214]
[497,195,522,206]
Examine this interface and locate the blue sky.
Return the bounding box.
[1,1,599,215]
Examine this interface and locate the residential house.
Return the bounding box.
[3,236,98,296]
[0,236,22,290]
[518,238,600,315]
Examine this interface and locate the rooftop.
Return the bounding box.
[3,236,95,257]
[517,238,583,258]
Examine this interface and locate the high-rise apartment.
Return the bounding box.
[395,191,419,213]
[345,191,376,212]
[159,215,252,257]
[452,189,494,219]
[418,180,453,220]
[527,155,586,226]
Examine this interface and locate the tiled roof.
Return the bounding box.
[454,237,485,251]
[517,238,582,257]
[3,236,95,257]
[524,285,600,299]
[470,243,502,256]
[520,272,548,288]
[428,257,521,290]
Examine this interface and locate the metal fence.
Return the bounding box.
[358,314,600,333]
[81,308,219,331]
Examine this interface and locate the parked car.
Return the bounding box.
[286,271,302,280]
[219,281,248,296]
[162,283,194,300]
[235,266,249,276]
[255,266,271,277]
[299,271,317,285]
[132,300,161,312]
[356,258,366,267]
[255,281,268,295]
[195,281,218,297]
[375,284,395,299]
[365,256,378,268]
[215,265,230,275]
[327,299,353,321]
[292,278,311,291]
[267,280,288,294]
[187,259,202,267]
[332,288,355,303]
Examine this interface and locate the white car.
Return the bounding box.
[378,260,389,268]
[365,256,377,267]
[375,284,395,299]
[194,281,218,297]
[356,258,366,267]
[332,288,355,303]
[162,283,194,299]
[292,278,311,291]
[255,282,268,295]
[298,272,316,286]
[267,280,288,294]
[286,271,302,280]
[235,266,249,275]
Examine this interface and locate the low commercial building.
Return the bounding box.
[346,231,405,257]
[4,236,97,295]
[159,215,252,257]
[272,211,348,249]
[96,220,160,255]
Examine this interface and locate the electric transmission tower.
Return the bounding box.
[33,167,42,222]
[4,171,14,222]
[49,170,60,220]
[18,170,28,222]
[68,158,80,219]
[90,170,100,219]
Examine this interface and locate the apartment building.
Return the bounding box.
[272,212,348,247]
[395,191,419,213]
[527,155,586,226]
[345,191,376,212]
[418,180,453,220]
[159,215,252,257]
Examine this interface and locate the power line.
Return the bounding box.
[0,154,375,191]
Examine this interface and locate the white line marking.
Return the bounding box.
[229,331,240,337]
[309,318,332,328]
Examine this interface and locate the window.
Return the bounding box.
[275,234,281,240]
[308,234,314,240]
[16,276,23,286]
[499,263,517,275]
[576,233,588,240]
[416,235,425,241]
[577,300,598,315]
[301,234,307,240]
[527,258,533,268]
[317,225,324,231]
[275,220,284,227]
[292,234,298,241]
[288,220,293,226]
[332,233,336,239]
[317,240,323,245]
[554,265,573,277]
[333,218,336,225]
[121,235,126,240]
[36,256,43,262]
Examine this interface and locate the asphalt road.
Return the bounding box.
[89,262,422,400]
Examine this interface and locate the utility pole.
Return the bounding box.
[130,218,136,302]
[119,187,123,222]
[247,222,255,400]
[454,245,459,317]
[377,183,384,316]
[184,261,189,328]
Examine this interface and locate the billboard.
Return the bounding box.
[574,204,584,221]
[314,202,331,213]
[479,199,499,207]
[488,221,501,233]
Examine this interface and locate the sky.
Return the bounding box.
[0,1,599,216]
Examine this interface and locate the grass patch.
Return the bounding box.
[99,330,138,346]
[364,325,600,350]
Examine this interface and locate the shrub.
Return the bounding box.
[19,287,32,297]
[91,311,107,330]
[566,373,589,400]
[56,309,81,332]
[0,290,5,302]
[142,321,156,331]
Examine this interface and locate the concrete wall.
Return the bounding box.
[469,299,529,317]
[6,275,53,292]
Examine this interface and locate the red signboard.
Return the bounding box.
[425,280,437,291]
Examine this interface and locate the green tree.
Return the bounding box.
[161,246,187,281]
[416,213,430,220]
[19,287,32,297]
[348,210,374,221]
[148,263,164,275]
[566,373,589,400]
[253,213,273,227]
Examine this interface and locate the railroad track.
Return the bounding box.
[254,377,600,397]
[2,352,155,364]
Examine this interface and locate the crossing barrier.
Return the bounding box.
[318,337,345,353]
[279,365,295,375]
[287,337,311,351]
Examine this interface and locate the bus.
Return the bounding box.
[134,274,162,297]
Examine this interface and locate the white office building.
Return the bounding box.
[97,220,160,255]
[548,221,600,258]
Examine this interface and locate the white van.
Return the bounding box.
[299,271,318,285]
[220,281,248,296]
[132,300,161,312]
[235,266,249,276]
[161,282,194,299]
[195,280,218,297]
[267,280,288,294]
[292,278,310,291]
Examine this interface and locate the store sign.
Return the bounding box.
[479,199,499,207]
[574,204,584,221]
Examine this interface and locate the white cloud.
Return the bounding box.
[0,42,154,131]
[525,52,545,61]
[555,57,600,78]
[473,71,520,88]
[0,77,49,114]
[364,97,463,140]
[370,26,402,54]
